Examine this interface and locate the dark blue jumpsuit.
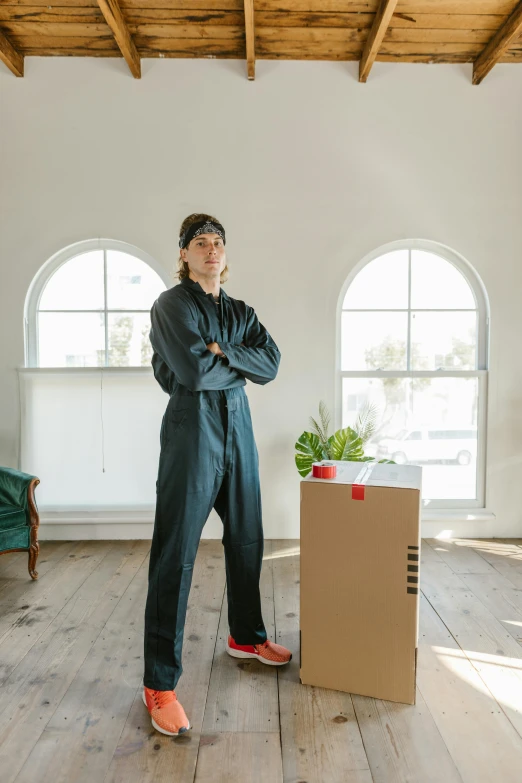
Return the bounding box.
[143,276,281,691]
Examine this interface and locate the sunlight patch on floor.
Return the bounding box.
[264,546,300,561]
[431,538,522,560]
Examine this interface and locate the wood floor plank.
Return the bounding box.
[202,539,280,733]
[466,539,522,589]
[0,541,149,783]
[272,539,372,783]
[425,538,497,574]
[3,538,522,782]
[418,593,522,782]
[0,541,69,581]
[421,558,522,741]
[420,538,447,564]
[351,688,463,783]
[459,570,522,647]
[194,732,283,782]
[13,551,151,783]
[0,550,26,576]
[104,539,226,783]
[0,541,63,580]
[0,541,110,681]
[0,540,78,599]
[0,540,101,627]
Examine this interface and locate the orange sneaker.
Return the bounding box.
[226,634,292,666]
[142,686,191,737]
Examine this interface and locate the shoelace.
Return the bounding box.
[150,689,177,709]
[255,640,271,651]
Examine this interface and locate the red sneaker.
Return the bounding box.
[142,686,191,737]
[226,634,292,666]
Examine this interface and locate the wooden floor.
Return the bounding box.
[1,538,522,782]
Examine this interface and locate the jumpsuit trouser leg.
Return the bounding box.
[143,387,267,691]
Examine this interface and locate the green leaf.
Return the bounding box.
[295,431,328,478]
[327,426,365,461]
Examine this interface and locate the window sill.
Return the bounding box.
[38,507,497,524]
[421,508,495,523]
[18,366,153,373]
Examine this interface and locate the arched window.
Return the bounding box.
[337,240,489,509]
[25,239,168,368]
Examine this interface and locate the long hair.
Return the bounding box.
[176,213,229,283]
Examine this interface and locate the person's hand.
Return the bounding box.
[206,342,225,357]
[206,341,245,356]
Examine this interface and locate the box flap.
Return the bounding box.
[303,460,422,491]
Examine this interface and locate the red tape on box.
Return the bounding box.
[352,484,365,501]
[351,463,377,501]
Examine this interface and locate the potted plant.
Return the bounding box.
[295,400,395,478]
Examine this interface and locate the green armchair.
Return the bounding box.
[0,466,40,580]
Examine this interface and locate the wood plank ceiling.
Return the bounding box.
[1,0,522,83]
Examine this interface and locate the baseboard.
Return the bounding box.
[421,508,496,539]
[38,509,224,540]
[37,508,498,541]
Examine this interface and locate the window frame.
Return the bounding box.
[335,239,490,510]
[24,238,171,368]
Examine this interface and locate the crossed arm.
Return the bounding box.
[150,295,280,392]
[211,305,281,386]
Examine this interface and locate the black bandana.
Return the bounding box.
[179,219,226,250]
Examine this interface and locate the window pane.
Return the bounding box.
[38,313,105,367]
[342,376,479,501]
[108,313,152,367]
[342,376,408,448]
[341,312,408,371]
[39,251,104,311]
[411,250,475,309]
[107,251,166,310]
[342,250,409,310]
[411,311,477,370]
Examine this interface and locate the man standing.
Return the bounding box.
[142,214,292,736]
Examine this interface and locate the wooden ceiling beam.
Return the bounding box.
[0,28,23,77]
[359,0,399,83]
[473,0,522,84]
[96,0,140,78]
[244,0,255,80]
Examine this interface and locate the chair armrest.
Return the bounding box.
[0,466,40,513]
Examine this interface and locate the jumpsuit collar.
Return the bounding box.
[179,276,229,301]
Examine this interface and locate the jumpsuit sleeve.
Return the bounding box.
[219,305,281,386]
[150,294,246,392]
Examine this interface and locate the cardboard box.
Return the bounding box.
[299,460,422,705]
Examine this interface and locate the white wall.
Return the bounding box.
[1,57,521,539]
